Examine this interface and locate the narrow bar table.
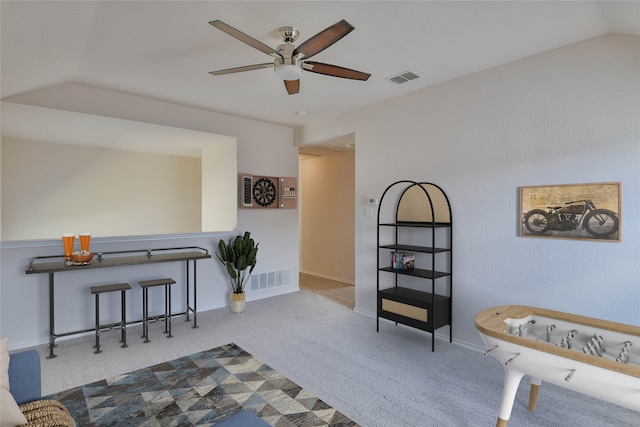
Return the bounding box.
[26,247,211,358]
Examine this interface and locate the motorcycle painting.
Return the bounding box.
[520,183,620,241]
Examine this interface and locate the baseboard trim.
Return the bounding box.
[299,271,355,286]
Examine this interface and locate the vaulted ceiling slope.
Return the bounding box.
[1,1,639,128]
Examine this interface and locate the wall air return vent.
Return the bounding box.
[250,269,291,291]
[387,70,420,84]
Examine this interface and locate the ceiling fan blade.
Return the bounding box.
[303,62,371,81]
[209,20,283,59]
[284,79,300,95]
[292,19,354,60]
[209,63,274,76]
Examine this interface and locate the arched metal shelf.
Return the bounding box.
[376,180,452,351]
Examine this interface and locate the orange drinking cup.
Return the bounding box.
[79,233,91,252]
[62,234,75,260]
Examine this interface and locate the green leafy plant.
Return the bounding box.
[216,231,259,294]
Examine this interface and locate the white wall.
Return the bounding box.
[0,84,299,349]
[295,34,640,348]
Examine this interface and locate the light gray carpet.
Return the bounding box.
[33,291,639,426]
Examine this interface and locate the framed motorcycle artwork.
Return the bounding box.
[520,182,621,242]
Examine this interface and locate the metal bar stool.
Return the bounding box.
[90,283,131,354]
[139,278,176,343]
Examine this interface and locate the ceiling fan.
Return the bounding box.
[209,19,371,95]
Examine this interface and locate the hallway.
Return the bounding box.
[299,273,354,309]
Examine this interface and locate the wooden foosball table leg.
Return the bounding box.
[528,378,542,412]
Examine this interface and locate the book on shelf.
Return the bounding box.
[390,251,415,270]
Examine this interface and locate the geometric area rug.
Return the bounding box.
[44,343,359,426]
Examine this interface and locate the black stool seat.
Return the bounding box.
[139,278,176,288]
[90,282,131,354]
[139,278,176,342]
[91,283,132,294]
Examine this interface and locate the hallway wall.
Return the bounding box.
[299,151,355,284]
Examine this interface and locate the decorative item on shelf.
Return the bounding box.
[216,231,259,313]
[71,250,94,265]
[390,251,415,270]
[62,234,75,265]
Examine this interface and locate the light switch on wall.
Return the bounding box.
[364,207,374,217]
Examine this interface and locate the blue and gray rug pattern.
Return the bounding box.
[45,343,358,426]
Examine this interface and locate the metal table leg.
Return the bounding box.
[143,287,150,343]
[166,283,173,338]
[47,272,57,359]
[194,261,198,328]
[121,289,128,348]
[185,260,190,322]
[94,293,102,354]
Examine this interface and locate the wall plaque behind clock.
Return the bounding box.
[240,173,297,209]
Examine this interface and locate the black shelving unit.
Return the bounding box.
[376,181,452,351]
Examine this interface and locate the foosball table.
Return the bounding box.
[475,305,639,427]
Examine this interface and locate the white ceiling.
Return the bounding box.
[1,1,639,129]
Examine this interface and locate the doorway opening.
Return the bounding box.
[298,139,355,309]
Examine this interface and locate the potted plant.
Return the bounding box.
[216,231,259,313]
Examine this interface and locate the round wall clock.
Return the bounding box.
[252,177,277,207]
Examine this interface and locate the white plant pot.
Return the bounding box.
[230,292,246,313]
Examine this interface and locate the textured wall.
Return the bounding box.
[296,34,640,348]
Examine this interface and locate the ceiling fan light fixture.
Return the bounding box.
[209,20,370,94]
[278,26,300,43]
[274,63,302,80]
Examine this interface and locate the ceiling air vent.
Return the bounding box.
[387,70,420,84]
